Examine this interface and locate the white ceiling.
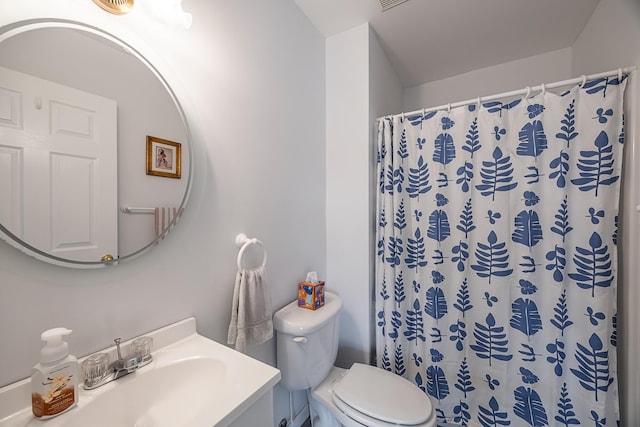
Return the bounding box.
[294,0,601,87]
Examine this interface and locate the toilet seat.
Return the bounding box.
[332,363,433,426]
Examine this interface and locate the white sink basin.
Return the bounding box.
[0,318,280,427]
[57,358,227,427]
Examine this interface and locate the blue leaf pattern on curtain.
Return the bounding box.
[376,77,626,426]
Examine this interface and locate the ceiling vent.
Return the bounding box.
[379,0,408,12]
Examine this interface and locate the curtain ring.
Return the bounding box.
[580,75,587,87]
[476,97,481,107]
[422,108,426,117]
[401,112,405,120]
[447,103,451,114]
[618,67,623,80]
[524,86,531,99]
[540,83,546,95]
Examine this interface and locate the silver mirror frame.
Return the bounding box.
[0,19,193,268]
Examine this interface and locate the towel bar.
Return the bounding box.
[120,206,156,214]
[235,233,267,269]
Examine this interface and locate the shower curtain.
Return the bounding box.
[375,76,627,426]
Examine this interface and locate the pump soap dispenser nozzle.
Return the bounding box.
[40,328,72,364]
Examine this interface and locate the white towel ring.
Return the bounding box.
[235,233,267,269]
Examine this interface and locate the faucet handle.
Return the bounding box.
[132,336,153,363]
[82,353,109,385]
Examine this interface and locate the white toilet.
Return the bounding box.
[274,292,436,427]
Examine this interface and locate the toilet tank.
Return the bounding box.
[273,292,342,391]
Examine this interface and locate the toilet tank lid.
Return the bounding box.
[273,292,342,335]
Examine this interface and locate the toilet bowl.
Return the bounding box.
[273,292,436,427]
[309,365,436,427]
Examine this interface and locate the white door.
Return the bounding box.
[0,66,118,262]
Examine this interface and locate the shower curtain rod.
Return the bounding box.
[377,65,637,121]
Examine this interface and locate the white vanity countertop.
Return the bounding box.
[0,318,281,427]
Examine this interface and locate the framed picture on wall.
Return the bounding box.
[146,135,181,179]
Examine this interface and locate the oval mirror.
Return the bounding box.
[0,20,192,268]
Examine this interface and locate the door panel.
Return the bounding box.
[0,65,117,262]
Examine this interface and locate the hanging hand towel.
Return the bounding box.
[154,207,183,240]
[227,265,273,353]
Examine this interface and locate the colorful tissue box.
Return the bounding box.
[298,281,325,310]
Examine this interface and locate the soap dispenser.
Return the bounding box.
[31,328,78,419]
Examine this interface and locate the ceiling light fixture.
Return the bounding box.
[92,0,134,15]
[91,0,192,29]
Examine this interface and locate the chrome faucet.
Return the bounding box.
[112,338,144,379]
[82,337,153,390]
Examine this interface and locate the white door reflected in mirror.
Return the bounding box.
[0,66,118,262]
